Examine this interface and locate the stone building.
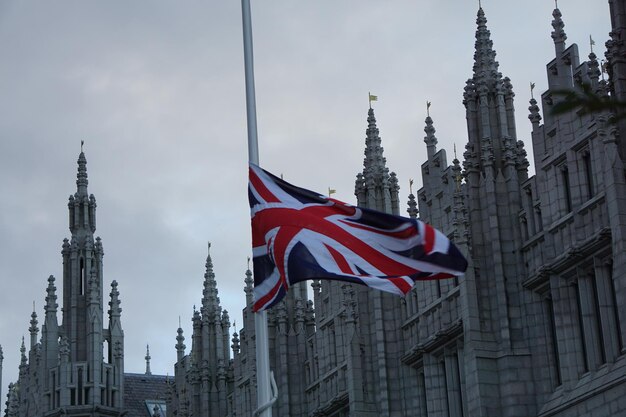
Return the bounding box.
[4,2,626,417]
[3,151,169,417]
[167,2,626,416]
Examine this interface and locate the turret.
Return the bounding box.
[62,149,105,362]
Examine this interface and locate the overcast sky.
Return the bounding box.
[0,0,611,406]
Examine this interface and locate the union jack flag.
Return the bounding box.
[249,164,468,312]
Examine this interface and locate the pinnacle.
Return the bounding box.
[472,6,500,86]
[76,149,89,196]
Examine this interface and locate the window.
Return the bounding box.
[581,149,594,199]
[560,164,572,213]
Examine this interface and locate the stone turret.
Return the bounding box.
[10,149,125,416]
[170,244,232,417]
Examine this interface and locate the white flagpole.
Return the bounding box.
[241,1,273,416]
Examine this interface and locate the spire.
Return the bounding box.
[69,148,97,234]
[145,344,152,375]
[588,51,602,93]
[424,114,438,159]
[29,304,38,349]
[108,281,122,323]
[76,146,89,197]
[244,264,254,307]
[472,6,500,86]
[363,107,387,181]
[407,193,418,219]
[176,321,186,362]
[231,331,240,356]
[19,337,26,367]
[201,242,220,316]
[551,6,567,55]
[356,107,398,213]
[45,275,58,315]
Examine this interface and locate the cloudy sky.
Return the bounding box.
[0,0,610,404]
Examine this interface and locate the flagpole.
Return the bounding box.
[241,1,273,417]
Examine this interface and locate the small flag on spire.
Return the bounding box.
[328,187,336,197]
[426,101,431,116]
[530,82,536,99]
[409,178,414,194]
[590,35,595,53]
[368,92,378,108]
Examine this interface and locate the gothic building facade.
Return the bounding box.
[4,2,626,417]
[3,152,169,417]
[168,2,626,417]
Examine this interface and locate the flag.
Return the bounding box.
[369,93,378,102]
[249,164,468,312]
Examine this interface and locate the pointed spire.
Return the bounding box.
[588,51,602,93]
[244,264,254,307]
[472,6,500,86]
[145,344,152,375]
[551,6,567,55]
[231,330,240,356]
[19,337,27,366]
[176,322,186,361]
[362,107,388,184]
[407,193,418,219]
[202,242,220,316]
[108,280,122,320]
[29,304,38,349]
[76,146,89,197]
[424,113,438,159]
[528,97,542,127]
[45,275,58,314]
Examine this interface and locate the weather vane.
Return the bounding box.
[409,179,414,195]
[426,101,431,117]
[81,140,84,152]
[530,82,536,99]
[590,35,595,53]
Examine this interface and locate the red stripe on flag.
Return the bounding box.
[423,224,435,254]
[249,167,281,203]
[324,244,353,274]
[253,280,283,312]
[387,277,413,294]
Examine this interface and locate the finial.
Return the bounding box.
[208,241,211,251]
[178,316,181,328]
[145,344,152,375]
[590,35,595,53]
[81,140,84,152]
[426,101,431,117]
[554,0,557,8]
[233,320,237,333]
[409,179,414,195]
[530,82,535,99]
[454,143,458,160]
[368,92,378,109]
[247,256,251,270]
[478,0,481,9]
